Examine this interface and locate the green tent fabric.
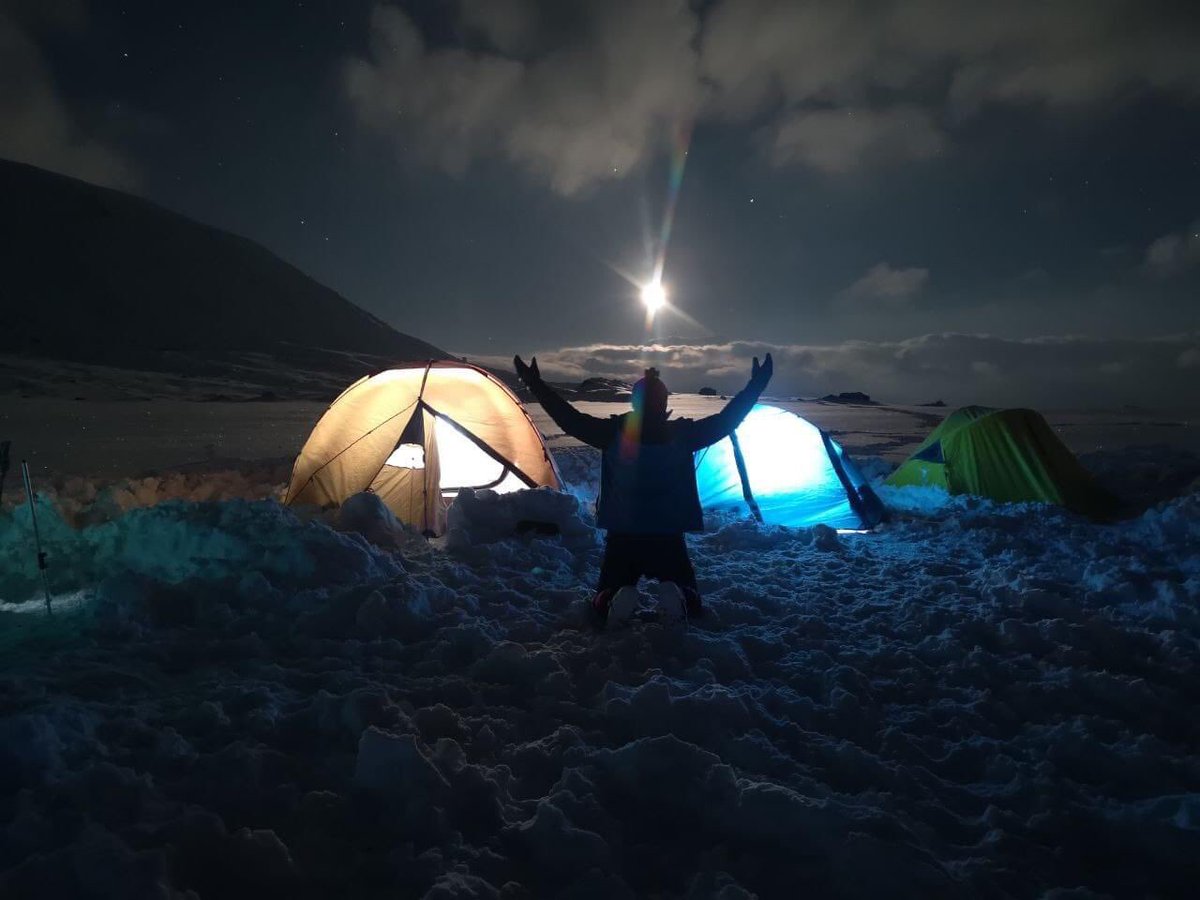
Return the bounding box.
[887,407,1120,517]
[887,405,995,491]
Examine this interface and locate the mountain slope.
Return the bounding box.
[0,159,447,399]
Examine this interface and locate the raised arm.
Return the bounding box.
[514,356,617,450]
[680,354,773,450]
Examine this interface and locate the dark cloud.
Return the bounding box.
[474,332,1200,407]
[1145,220,1200,277]
[0,2,136,188]
[344,1,701,195]
[345,1,1200,190]
[706,0,1200,171]
[768,106,945,173]
[703,0,1200,111]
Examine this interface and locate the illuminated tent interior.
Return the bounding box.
[694,404,886,530]
[285,362,560,534]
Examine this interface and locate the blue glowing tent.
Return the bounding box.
[694,404,885,530]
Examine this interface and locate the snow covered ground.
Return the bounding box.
[2,395,1196,477]
[0,406,1198,898]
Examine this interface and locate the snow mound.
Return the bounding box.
[874,482,957,515]
[1,449,1198,897]
[337,491,427,551]
[9,459,293,524]
[1,498,401,607]
[446,487,597,551]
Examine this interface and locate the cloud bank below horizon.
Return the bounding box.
[469,332,1200,409]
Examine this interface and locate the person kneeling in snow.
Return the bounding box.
[514,353,773,624]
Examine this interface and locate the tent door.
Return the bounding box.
[368,407,444,534]
[423,405,539,497]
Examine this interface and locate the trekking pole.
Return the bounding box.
[20,460,52,615]
[0,441,10,507]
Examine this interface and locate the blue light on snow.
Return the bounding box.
[695,404,871,530]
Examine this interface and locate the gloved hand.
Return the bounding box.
[513,355,542,386]
[750,353,773,388]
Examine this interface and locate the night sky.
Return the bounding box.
[3,0,1199,406]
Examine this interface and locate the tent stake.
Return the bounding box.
[20,460,52,615]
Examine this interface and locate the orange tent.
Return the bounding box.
[286,361,560,534]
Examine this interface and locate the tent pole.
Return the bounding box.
[729,432,763,523]
[0,440,10,507]
[20,461,52,615]
[819,430,881,526]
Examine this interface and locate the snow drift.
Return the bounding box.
[0,448,1197,897]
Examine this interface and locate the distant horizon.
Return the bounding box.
[6,153,1195,412]
[460,328,1200,410]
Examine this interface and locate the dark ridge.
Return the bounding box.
[0,159,447,396]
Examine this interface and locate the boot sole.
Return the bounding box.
[609,587,640,625]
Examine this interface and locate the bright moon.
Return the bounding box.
[641,280,666,313]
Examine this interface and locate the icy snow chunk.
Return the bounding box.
[875,483,955,516]
[732,780,849,853]
[315,687,407,741]
[594,734,730,807]
[445,487,597,551]
[813,523,842,552]
[91,572,152,633]
[699,518,804,552]
[354,727,449,795]
[506,800,610,873]
[151,727,196,769]
[590,734,851,856]
[829,831,958,898]
[684,871,757,899]
[354,586,434,640]
[472,641,569,691]
[0,715,65,789]
[338,491,411,550]
[422,871,501,899]
[1122,794,1200,831]
[180,700,230,735]
[0,823,174,900]
[227,827,297,882]
[603,676,753,741]
[414,704,469,742]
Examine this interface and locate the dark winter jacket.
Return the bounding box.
[526,377,768,534]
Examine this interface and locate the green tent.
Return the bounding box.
[887,406,1121,517]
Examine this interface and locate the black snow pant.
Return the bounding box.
[596,533,698,594]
